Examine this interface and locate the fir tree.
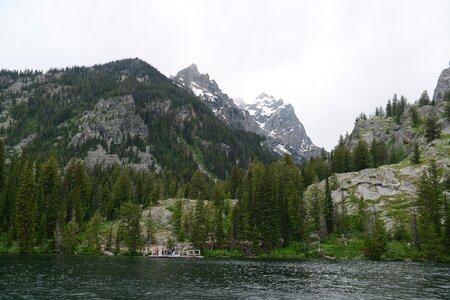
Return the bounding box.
[108,168,132,219]
[331,135,351,173]
[418,90,430,106]
[192,199,207,250]
[363,210,387,260]
[0,139,5,192]
[416,160,445,259]
[172,199,185,241]
[370,139,387,168]
[352,139,371,171]
[411,142,420,164]
[386,99,392,117]
[445,91,450,121]
[145,218,155,246]
[410,106,421,128]
[424,116,441,142]
[87,211,102,250]
[324,178,334,235]
[63,218,80,254]
[120,201,142,252]
[41,156,62,238]
[64,160,91,222]
[15,162,36,253]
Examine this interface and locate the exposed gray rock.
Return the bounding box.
[172,64,254,131]
[13,134,36,154]
[244,93,321,161]
[84,145,160,172]
[70,95,147,147]
[172,65,322,163]
[433,66,450,102]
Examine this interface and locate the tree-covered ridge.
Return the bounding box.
[0,58,274,180]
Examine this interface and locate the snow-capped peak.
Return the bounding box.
[172,65,321,162]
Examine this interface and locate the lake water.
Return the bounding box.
[0,255,449,299]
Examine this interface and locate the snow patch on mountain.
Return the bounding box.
[172,65,322,162]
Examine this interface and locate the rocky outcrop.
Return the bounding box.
[173,65,321,162]
[305,70,450,230]
[84,145,160,172]
[433,66,450,102]
[244,93,321,161]
[70,95,147,147]
[172,64,255,131]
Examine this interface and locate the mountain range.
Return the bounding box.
[172,64,321,162]
[0,59,275,179]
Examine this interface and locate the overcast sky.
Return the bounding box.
[1,0,449,150]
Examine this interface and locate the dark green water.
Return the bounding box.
[0,255,448,299]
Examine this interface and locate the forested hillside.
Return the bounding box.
[0,58,274,180]
[0,61,448,262]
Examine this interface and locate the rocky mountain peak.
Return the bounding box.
[185,63,199,74]
[172,66,322,162]
[433,66,450,102]
[244,93,320,160]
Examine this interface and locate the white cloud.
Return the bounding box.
[1,0,449,150]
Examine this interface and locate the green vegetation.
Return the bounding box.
[0,62,448,262]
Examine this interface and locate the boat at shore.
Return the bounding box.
[147,248,204,258]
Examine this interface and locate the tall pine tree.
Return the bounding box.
[15,161,36,253]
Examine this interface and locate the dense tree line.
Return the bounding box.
[0,141,447,260]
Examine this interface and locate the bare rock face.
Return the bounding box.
[70,95,147,147]
[433,66,450,102]
[244,93,321,161]
[172,64,253,130]
[71,94,162,172]
[84,145,160,172]
[173,65,322,163]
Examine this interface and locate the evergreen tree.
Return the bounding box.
[87,211,102,250]
[63,218,80,254]
[64,160,91,222]
[228,166,244,199]
[370,139,387,168]
[15,162,36,253]
[324,178,334,235]
[120,201,142,252]
[145,217,155,246]
[1,155,21,233]
[418,90,430,106]
[172,199,185,241]
[386,99,392,117]
[410,106,421,128]
[192,199,207,250]
[188,170,209,200]
[331,135,351,173]
[211,184,226,248]
[424,116,441,142]
[257,166,280,251]
[0,139,5,192]
[108,168,132,219]
[416,160,445,259]
[445,91,450,121]
[411,142,420,164]
[352,139,371,171]
[363,210,387,260]
[41,156,62,238]
[0,139,6,230]
[308,179,322,234]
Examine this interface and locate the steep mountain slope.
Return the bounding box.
[244,93,321,160]
[172,65,321,162]
[0,58,274,179]
[171,64,257,132]
[433,66,450,102]
[304,67,450,230]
